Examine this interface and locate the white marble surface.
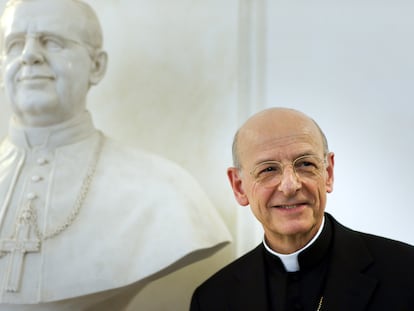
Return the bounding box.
[0,0,239,309]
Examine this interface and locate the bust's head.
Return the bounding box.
[0,0,107,127]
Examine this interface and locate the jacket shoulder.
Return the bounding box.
[328,213,414,259]
[357,231,414,264]
[193,245,263,295]
[328,213,414,277]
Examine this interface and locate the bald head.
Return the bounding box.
[0,0,104,52]
[232,108,329,169]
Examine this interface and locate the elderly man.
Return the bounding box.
[0,0,230,309]
[190,107,414,310]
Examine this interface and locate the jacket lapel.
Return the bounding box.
[227,215,379,311]
[322,215,378,311]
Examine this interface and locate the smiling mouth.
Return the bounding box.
[273,204,304,210]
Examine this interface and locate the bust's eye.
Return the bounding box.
[5,38,25,55]
[40,36,64,51]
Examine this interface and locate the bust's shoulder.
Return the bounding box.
[101,135,186,172]
[98,134,203,191]
[0,136,14,155]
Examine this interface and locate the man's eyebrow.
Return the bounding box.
[296,151,320,158]
[252,151,319,166]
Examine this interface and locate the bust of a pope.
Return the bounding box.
[0,0,230,310]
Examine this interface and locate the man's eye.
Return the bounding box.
[259,165,281,175]
[299,161,315,167]
[295,159,319,171]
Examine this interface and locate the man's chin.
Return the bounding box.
[270,217,319,238]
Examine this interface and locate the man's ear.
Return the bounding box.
[325,152,335,193]
[89,50,108,86]
[227,167,249,206]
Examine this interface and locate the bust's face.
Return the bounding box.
[0,0,98,127]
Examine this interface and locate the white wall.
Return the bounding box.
[263,0,414,245]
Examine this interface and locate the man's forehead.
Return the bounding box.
[241,115,318,141]
[242,129,321,151]
[241,109,322,143]
[237,115,325,161]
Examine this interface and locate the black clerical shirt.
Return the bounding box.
[263,217,333,311]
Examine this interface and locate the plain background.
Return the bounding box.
[0,0,413,309]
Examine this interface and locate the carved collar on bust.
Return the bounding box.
[8,111,96,150]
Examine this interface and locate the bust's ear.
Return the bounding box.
[89,50,108,86]
[0,57,4,89]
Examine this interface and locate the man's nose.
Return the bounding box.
[21,37,44,65]
[277,166,301,196]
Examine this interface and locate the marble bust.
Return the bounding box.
[0,0,231,309]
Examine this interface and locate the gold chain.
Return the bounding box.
[316,296,324,311]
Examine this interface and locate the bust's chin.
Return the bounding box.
[13,100,66,128]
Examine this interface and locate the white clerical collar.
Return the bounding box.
[8,110,96,149]
[263,216,325,272]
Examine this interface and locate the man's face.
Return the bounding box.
[0,0,95,126]
[228,110,334,253]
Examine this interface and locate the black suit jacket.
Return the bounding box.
[190,213,414,310]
